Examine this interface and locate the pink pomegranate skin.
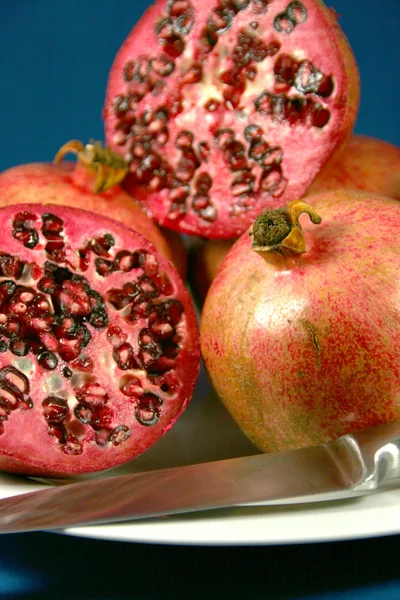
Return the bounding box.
[104,0,359,239]
[0,160,187,279]
[0,204,200,476]
[201,189,400,452]
[307,134,400,199]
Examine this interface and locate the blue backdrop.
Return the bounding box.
[0,3,400,600]
[0,0,399,173]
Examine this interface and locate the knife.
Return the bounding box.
[1,419,400,534]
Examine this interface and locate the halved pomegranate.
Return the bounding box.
[104,0,359,238]
[0,204,200,476]
[0,140,187,278]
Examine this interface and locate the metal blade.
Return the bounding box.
[0,432,371,534]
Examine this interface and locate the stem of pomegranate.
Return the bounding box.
[54,140,129,193]
[250,199,322,255]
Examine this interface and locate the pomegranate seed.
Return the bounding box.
[45,235,65,254]
[9,337,28,357]
[151,55,175,76]
[13,211,38,231]
[12,228,39,249]
[74,404,93,424]
[135,393,162,426]
[95,428,110,446]
[41,213,64,236]
[0,365,29,394]
[287,1,308,24]
[58,337,81,362]
[70,356,94,372]
[113,250,137,272]
[38,351,58,370]
[62,366,73,379]
[75,382,109,407]
[107,325,128,347]
[91,406,114,429]
[95,258,115,277]
[91,233,115,256]
[136,276,160,298]
[62,433,83,455]
[0,254,24,279]
[113,342,136,370]
[37,276,56,294]
[109,424,131,445]
[42,396,69,423]
[120,376,143,397]
[47,423,66,443]
[89,310,108,329]
[312,105,331,128]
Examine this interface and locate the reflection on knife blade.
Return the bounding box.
[0,420,400,534]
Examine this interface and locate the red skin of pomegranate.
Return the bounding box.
[189,134,400,304]
[307,134,400,199]
[0,158,187,279]
[0,204,200,476]
[201,190,400,452]
[104,0,359,239]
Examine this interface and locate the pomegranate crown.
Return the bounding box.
[250,199,322,255]
[54,140,129,193]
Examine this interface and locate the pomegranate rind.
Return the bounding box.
[306,134,400,200]
[0,203,200,476]
[201,190,400,452]
[104,0,360,238]
[0,161,187,278]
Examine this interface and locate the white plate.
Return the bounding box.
[2,370,400,545]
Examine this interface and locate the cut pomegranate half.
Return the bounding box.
[103,0,360,239]
[0,204,200,476]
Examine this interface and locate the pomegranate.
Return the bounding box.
[0,140,187,278]
[188,238,234,306]
[306,134,400,199]
[0,203,200,476]
[189,134,400,303]
[201,191,400,452]
[103,0,359,239]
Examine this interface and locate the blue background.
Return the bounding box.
[0,0,399,172]
[0,1,400,599]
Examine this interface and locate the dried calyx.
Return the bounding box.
[54,140,129,193]
[250,199,321,254]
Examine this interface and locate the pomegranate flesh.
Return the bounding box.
[0,204,200,476]
[0,140,187,278]
[201,191,400,452]
[104,0,359,238]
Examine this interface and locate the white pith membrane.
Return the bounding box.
[104,0,352,238]
[0,205,198,474]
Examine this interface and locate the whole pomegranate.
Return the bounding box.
[201,191,400,452]
[306,134,400,199]
[0,140,187,278]
[0,204,200,476]
[189,134,400,303]
[104,0,359,239]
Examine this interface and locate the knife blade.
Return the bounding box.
[1,420,400,534]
